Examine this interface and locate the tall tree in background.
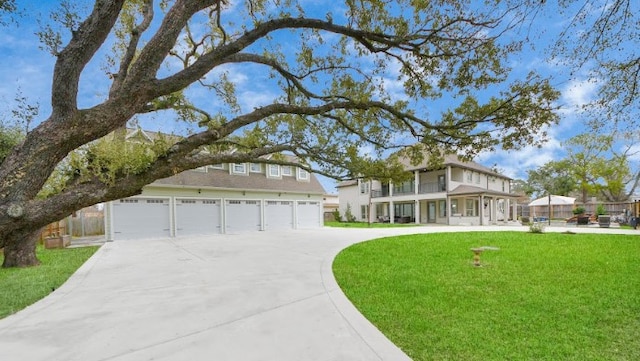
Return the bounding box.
[540,0,639,130]
[0,0,559,268]
[525,160,576,198]
[526,133,640,203]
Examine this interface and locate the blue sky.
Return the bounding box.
[0,0,633,194]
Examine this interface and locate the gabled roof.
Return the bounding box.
[336,180,358,188]
[448,185,515,198]
[399,154,510,179]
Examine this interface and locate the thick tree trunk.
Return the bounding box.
[1,228,42,268]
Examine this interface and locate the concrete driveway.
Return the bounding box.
[0,225,637,361]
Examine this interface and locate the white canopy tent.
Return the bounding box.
[529,195,576,207]
[528,195,576,222]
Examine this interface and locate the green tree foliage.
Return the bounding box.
[525,160,576,198]
[526,132,640,203]
[0,0,560,267]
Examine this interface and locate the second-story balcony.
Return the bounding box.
[371,181,445,198]
[371,189,389,198]
[419,182,446,194]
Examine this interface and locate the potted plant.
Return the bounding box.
[597,204,610,227]
[573,206,589,225]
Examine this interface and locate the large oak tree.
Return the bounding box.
[0,0,559,268]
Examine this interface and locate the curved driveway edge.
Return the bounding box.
[0,226,637,360]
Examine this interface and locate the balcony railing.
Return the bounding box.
[371,182,445,198]
[371,189,389,198]
[419,182,446,194]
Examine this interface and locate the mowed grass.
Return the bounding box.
[0,246,99,319]
[325,221,422,228]
[333,232,640,361]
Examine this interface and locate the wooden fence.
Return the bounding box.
[519,202,635,221]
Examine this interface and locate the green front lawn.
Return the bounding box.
[325,221,422,228]
[0,245,99,319]
[333,232,640,361]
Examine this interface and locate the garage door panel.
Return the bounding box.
[175,199,221,236]
[297,201,321,229]
[113,198,170,240]
[265,201,294,230]
[225,200,261,232]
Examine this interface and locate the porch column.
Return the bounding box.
[479,195,485,225]
[446,196,451,225]
[390,200,395,224]
[491,198,497,224]
[512,198,518,221]
[415,200,420,224]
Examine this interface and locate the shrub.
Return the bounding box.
[596,204,607,215]
[529,222,546,233]
[344,203,357,223]
[332,209,343,222]
[572,206,586,215]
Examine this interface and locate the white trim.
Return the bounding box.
[268,164,281,178]
[250,163,262,173]
[282,165,293,176]
[231,163,247,175]
[297,167,309,181]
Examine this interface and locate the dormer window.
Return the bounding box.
[297,168,309,181]
[250,163,262,173]
[282,166,293,176]
[232,163,247,174]
[268,164,281,178]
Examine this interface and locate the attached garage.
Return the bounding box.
[296,201,321,229]
[112,198,171,240]
[264,200,294,230]
[175,198,222,236]
[225,199,262,233]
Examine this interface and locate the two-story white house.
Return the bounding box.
[337,154,518,226]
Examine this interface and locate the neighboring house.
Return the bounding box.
[322,193,339,221]
[104,129,325,240]
[337,154,518,226]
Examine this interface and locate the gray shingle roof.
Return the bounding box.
[152,168,326,194]
[399,154,510,179]
[448,185,515,197]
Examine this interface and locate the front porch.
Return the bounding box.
[370,186,518,226]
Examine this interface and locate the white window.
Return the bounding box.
[466,171,473,183]
[361,205,369,220]
[475,173,480,184]
[250,163,262,173]
[359,180,370,194]
[297,168,309,180]
[194,166,207,172]
[465,199,478,216]
[232,163,246,174]
[268,164,281,178]
[451,199,458,215]
[282,166,292,176]
[210,163,224,170]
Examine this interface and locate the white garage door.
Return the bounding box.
[297,201,321,229]
[264,200,294,230]
[225,200,261,233]
[112,198,170,240]
[175,199,221,236]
